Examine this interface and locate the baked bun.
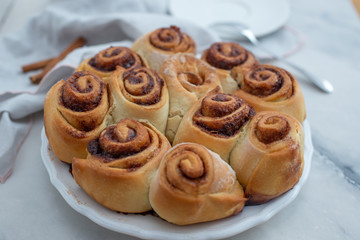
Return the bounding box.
[76,46,146,83]
[229,111,304,204]
[202,42,258,94]
[44,26,308,225]
[232,64,306,122]
[173,88,255,162]
[149,143,246,225]
[132,25,196,72]
[109,66,169,134]
[72,119,171,213]
[44,71,111,163]
[160,53,222,142]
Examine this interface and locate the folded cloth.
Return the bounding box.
[0,0,219,183]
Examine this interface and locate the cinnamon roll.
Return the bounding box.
[132,25,196,72]
[109,66,169,134]
[149,143,245,225]
[229,111,304,204]
[201,42,258,94]
[160,53,222,142]
[173,88,255,162]
[72,119,171,213]
[231,64,306,122]
[44,71,111,164]
[76,46,146,83]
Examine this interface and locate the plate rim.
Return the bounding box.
[168,0,291,37]
[41,120,313,240]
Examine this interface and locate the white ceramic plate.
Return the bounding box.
[41,120,313,240]
[169,0,290,37]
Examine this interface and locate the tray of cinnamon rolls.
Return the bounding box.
[41,25,313,240]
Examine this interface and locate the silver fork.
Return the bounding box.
[210,22,334,93]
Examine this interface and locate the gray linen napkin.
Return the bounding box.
[0,0,219,183]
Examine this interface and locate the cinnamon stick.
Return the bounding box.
[22,57,55,73]
[30,37,86,84]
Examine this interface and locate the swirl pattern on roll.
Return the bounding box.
[237,64,294,100]
[193,93,255,137]
[248,111,302,153]
[174,55,220,94]
[87,119,160,166]
[61,71,104,112]
[178,71,209,92]
[255,115,290,144]
[164,143,215,195]
[203,42,257,70]
[149,25,196,53]
[120,67,164,105]
[59,71,108,131]
[88,46,144,72]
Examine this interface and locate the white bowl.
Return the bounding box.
[41,119,313,240]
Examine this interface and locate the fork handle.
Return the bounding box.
[280,60,334,93]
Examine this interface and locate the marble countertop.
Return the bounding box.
[1,0,360,239]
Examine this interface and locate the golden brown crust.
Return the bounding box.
[44,38,308,223]
[149,143,245,225]
[232,64,306,122]
[160,53,222,142]
[72,119,171,213]
[76,46,146,83]
[173,89,255,162]
[132,26,196,72]
[229,111,304,204]
[203,42,257,70]
[201,42,258,94]
[44,71,111,164]
[109,66,169,134]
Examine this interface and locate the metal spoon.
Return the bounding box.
[210,22,334,93]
